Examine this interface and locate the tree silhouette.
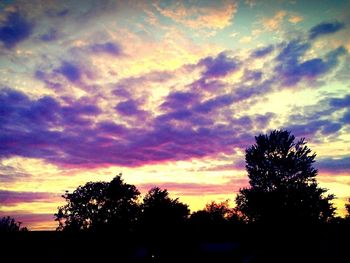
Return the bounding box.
[0,216,28,232]
[55,174,140,231]
[235,130,335,224]
[345,198,350,221]
[140,187,190,229]
[190,200,240,225]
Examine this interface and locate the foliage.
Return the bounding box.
[235,130,335,224]
[190,200,239,224]
[141,187,190,227]
[0,216,28,232]
[345,198,350,221]
[55,174,140,231]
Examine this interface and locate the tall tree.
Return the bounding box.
[55,174,140,231]
[235,130,335,224]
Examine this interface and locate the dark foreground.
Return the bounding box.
[1,225,349,263]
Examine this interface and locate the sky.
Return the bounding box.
[0,0,349,230]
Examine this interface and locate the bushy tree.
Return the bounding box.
[141,187,189,228]
[0,216,28,232]
[235,130,335,224]
[190,200,235,223]
[55,174,140,231]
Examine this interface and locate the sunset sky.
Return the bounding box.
[0,0,350,230]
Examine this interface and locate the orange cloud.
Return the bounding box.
[262,10,286,31]
[154,0,237,30]
[288,14,303,24]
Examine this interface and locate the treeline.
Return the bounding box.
[1,130,350,233]
[53,130,350,232]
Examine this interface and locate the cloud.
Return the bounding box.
[160,91,199,111]
[0,9,33,48]
[0,18,348,170]
[284,93,350,139]
[0,190,59,206]
[275,40,347,86]
[55,61,82,82]
[288,14,303,24]
[261,10,286,31]
[194,94,234,113]
[0,88,101,160]
[316,157,350,173]
[251,45,274,58]
[309,21,345,40]
[39,28,58,42]
[138,178,248,196]
[0,163,31,183]
[90,42,121,56]
[154,0,237,30]
[243,70,262,81]
[341,109,350,123]
[0,87,255,167]
[198,52,239,78]
[0,212,55,230]
[329,94,350,108]
[115,99,148,117]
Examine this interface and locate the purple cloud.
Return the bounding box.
[90,42,121,56]
[0,212,55,230]
[243,70,263,82]
[315,156,350,173]
[322,122,342,135]
[286,93,350,138]
[329,94,350,108]
[188,78,226,92]
[156,109,193,122]
[40,28,58,42]
[115,99,146,116]
[341,110,350,123]
[199,52,239,78]
[0,164,31,183]
[194,94,234,113]
[160,91,199,110]
[309,21,345,40]
[251,45,274,58]
[112,87,131,98]
[287,119,342,138]
[275,40,346,86]
[0,10,33,49]
[0,190,59,205]
[254,113,275,128]
[0,87,251,167]
[56,61,81,82]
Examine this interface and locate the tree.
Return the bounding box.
[190,200,239,224]
[235,130,335,224]
[345,198,350,221]
[140,187,189,228]
[55,174,140,231]
[0,216,28,232]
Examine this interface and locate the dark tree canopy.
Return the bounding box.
[0,216,28,232]
[236,130,335,224]
[345,198,350,221]
[55,174,140,231]
[190,200,239,225]
[141,187,190,228]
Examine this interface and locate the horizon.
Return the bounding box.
[0,0,350,230]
